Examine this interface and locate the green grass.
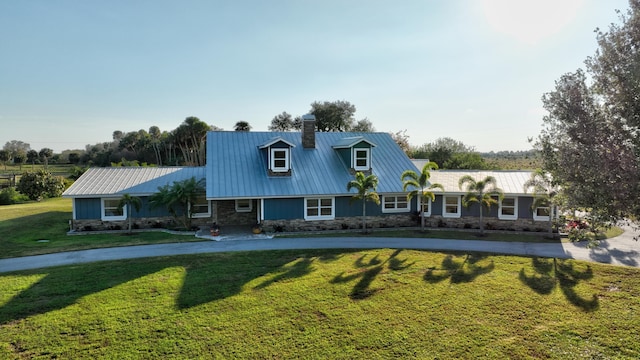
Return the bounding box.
[278,228,562,242]
[0,198,202,259]
[1,249,639,358]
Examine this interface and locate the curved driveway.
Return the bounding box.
[1,228,638,273]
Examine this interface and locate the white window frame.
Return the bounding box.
[421,197,432,217]
[382,194,410,213]
[352,148,370,171]
[190,195,211,218]
[270,148,290,172]
[442,195,461,218]
[499,197,518,220]
[101,198,126,221]
[533,206,551,222]
[235,199,253,213]
[304,197,335,221]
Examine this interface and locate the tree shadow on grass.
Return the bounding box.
[423,253,495,284]
[0,250,327,322]
[0,259,169,324]
[331,249,415,300]
[519,257,599,312]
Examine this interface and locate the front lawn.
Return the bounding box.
[1,249,639,358]
[0,198,202,259]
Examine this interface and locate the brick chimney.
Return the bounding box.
[301,114,316,149]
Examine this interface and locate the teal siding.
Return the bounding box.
[73,197,176,220]
[337,196,383,217]
[518,197,534,219]
[74,198,102,219]
[264,198,303,220]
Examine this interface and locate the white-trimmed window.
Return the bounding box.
[421,197,432,217]
[190,195,211,218]
[235,199,253,213]
[102,198,126,221]
[442,195,461,218]
[382,195,410,213]
[533,206,551,222]
[499,197,518,220]
[270,148,290,172]
[353,148,370,171]
[304,197,335,220]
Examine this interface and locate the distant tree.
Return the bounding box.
[13,152,26,170]
[310,100,357,132]
[347,172,380,233]
[172,117,211,166]
[411,137,489,169]
[390,130,411,155]
[149,177,206,230]
[39,148,53,169]
[524,169,560,238]
[112,130,124,141]
[443,152,489,170]
[459,175,503,236]
[401,161,444,231]
[234,121,252,131]
[351,118,375,132]
[67,152,80,165]
[26,150,39,169]
[117,194,142,233]
[16,170,65,201]
[3,140,30,156]
[0,150,10,170]
[269,112,299,131]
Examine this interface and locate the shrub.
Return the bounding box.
[16,170,65,201]
[0,187,28,205]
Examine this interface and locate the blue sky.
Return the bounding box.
[0,0,630,153]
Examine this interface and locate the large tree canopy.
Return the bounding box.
[536,0,640,223]
[310,100,357,132]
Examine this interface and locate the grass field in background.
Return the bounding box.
[1,249,639,358]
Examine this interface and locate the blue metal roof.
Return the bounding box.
[63,167,206,198]
[206,131,418,199]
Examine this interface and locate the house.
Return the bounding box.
[205,117,420,231]
[63,167,206,231]
[63,116,422,232]
[413,167,552,231]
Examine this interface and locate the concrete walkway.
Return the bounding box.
[1,227,638,273]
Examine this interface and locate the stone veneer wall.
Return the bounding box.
[262,214,548,233]
[71,217,213,232]
[263,214,416,232]
[424,216,548,232]
[215,200,258,225]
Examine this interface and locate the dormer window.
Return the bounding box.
[259,137,295,176]
[271,148,290,172]
[332,136,377,172]
[353,148,370,171]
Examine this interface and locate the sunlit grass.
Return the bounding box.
[0,249,638,358]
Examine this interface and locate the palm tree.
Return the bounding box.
[347,172,380,233]
[524,169,559,238]
[458,175,503,236]
[117,193,142,233]
[149,177,206,230]
[401,161,444,231]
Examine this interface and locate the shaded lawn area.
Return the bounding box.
[1,249,639,359]
[0,198,203,259]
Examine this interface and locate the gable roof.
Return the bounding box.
[62,167,206,198]
[331,136,377,149]
[258,137,296,149]
[206,131,417,199]
[425,170,534,196]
